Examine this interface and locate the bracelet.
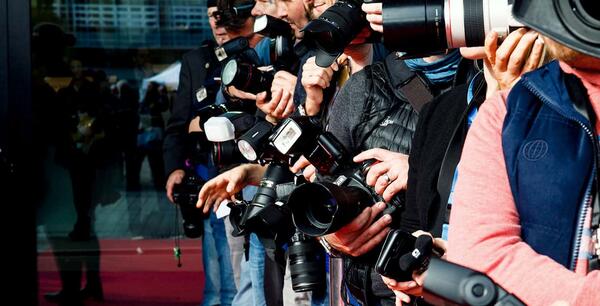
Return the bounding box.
[319,236,342,257]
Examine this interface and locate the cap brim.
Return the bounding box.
[512,0,600,58]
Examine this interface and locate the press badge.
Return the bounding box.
[196,87,208,103]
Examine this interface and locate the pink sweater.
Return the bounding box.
[447,62,600,305]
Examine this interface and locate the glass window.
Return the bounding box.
[32,0,212,304]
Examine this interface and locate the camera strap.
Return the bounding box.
[565,73,600,271]
[386,53,434,113]
[434,75,487,237]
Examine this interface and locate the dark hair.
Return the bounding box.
[216,0,254,32]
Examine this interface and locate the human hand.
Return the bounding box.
[290,156,317,182]
[484,29,544,96]
[166,169,186,203]
[381,231,447,305]
[362,3,383,33]
[354,148,409,202]
[301,56,338,115]
[197,164,265,214]
[256,71,297,122]
[323,202,392,257]
[227,85,258,101]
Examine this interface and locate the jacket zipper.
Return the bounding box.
[522,80,593,271]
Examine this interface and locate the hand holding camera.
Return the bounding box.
[290,156,317,182]
[378,230,447,305]
[483,29,545,94]
[362,2,383,33]
[301,56,339,116]
[354,148,409,202]
[322,202,393,257]
[256,71,297,123]
[166,169,186,203]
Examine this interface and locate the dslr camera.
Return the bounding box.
[173,173,208,238]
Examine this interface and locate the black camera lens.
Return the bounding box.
[302,0,367,67]
[236,163,296,238]
[288,181,374,236]
[383,0,522,54]
[577,0,600,23]
[288,230,326,292]
[222,59,274,94]
[211,140,245,167]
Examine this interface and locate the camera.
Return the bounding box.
[195,99,257,129]
[382,0,523,54]
[288,229,327,292]
[173,174,208,238]
[302,0,375,67]
[375,230,438,282]
[228,163,296,240]
[221,59,276,95]
[214,36,261,64]
[269,117,346,175]
[254,15,299,71]
[423,258,525,306]
[287,159,403,236]
[204,112,257,167]
[237,120,285,163]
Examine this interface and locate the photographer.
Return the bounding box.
[367,29,546,305]
[444,0,600,304]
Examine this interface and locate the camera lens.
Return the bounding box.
[289,230,326,292]
[577,0,600,23]
[382,0,521,53]
[289,182,373,236]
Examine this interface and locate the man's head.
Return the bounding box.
[303,0,333,20]
[542,36,600,71]
[252,0,278,17]
[512,0,600,69]
[208,5,230,45]
[277,0,310,38]
[216,0,261,47]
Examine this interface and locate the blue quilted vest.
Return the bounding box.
[502,60,595,269]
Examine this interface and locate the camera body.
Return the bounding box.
[288,159,403,237]
[173,173,208,238]
[375,229,437,282]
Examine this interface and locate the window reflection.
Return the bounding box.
[33,0,210,304]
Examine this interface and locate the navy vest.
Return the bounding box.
[502,60,595,269]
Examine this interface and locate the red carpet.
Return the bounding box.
[38,239,205,306]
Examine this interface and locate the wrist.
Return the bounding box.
[319,236,343,257]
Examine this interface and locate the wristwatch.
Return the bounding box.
[319,236,342,257]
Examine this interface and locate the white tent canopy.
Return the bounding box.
[141,61,181,93]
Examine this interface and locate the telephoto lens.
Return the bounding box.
[382,0,522,54]
[288,229,327,292]
[173,174,208,238]
[423,258,525,306]
[221,59,275,95]
[237,163,296,239]
[302,0,368,67]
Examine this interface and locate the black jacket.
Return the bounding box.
[326,54,432,306]
[404,68,486,236]
[163,43,219,176]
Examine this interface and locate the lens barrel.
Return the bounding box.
[289,231,326,292]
